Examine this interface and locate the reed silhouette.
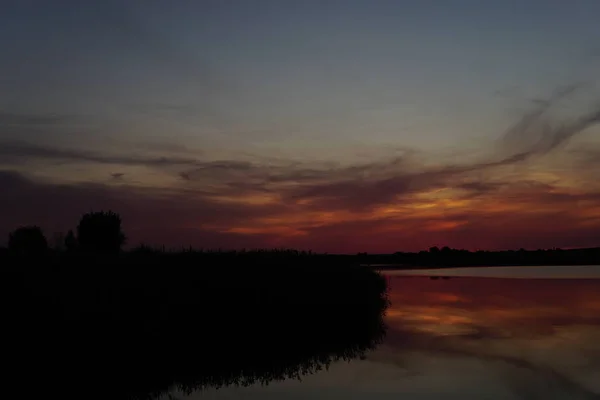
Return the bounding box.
[1,212,389,400]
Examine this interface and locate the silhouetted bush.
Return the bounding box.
[7,226,47,256]
[0,249,388,400]
[77,210,126,255]
[64,229,77,252]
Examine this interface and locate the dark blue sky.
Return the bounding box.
[3,1,600,153]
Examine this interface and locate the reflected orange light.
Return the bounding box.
[386,276,600,339]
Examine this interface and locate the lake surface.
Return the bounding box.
[173,266,600,400]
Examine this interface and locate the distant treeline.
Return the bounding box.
[2,211,597,267]
[1,211,389,400]
[356,246,600,267]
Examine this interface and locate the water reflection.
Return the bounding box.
[183,274,600,400]
[374,276,600,399]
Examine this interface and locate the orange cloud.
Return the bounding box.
[2,87,600,252]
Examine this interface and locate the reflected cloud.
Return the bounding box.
[370,276,600,399]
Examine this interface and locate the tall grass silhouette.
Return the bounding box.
[1,212,389,400]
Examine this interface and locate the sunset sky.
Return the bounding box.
[2,0,600,252]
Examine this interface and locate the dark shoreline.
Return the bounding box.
[1,252,389,400]
[366,263,600,270]
[354,246,600,268]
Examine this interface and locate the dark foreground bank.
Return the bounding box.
[1,251,388,400]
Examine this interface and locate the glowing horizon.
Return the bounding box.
[2,1,600,252]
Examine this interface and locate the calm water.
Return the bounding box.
[174,266,600,400]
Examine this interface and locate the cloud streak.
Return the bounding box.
[1,165,599,252]
[0,140,205,169]
[0,111,78,126]
[1,82,600,251]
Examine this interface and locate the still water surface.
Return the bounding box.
[384,264,600,279]
[177,266,600,399]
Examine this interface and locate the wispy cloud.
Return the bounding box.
[0,111,77,126]
[0,140,204,168]
[1,164,600,252]
[1,81,600,251]
[498,83,600,160]
[275,83,600,212]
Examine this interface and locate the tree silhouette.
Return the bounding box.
[77,211,126,255]
[65,229,77,253]
[8,226,48,256]
[51,232,66,251]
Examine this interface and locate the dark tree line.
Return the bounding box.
[1,210,389,400]
[359,245,600,267]
[6,210,126,256]
[7,211,598,266]
[8,226,48,256]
